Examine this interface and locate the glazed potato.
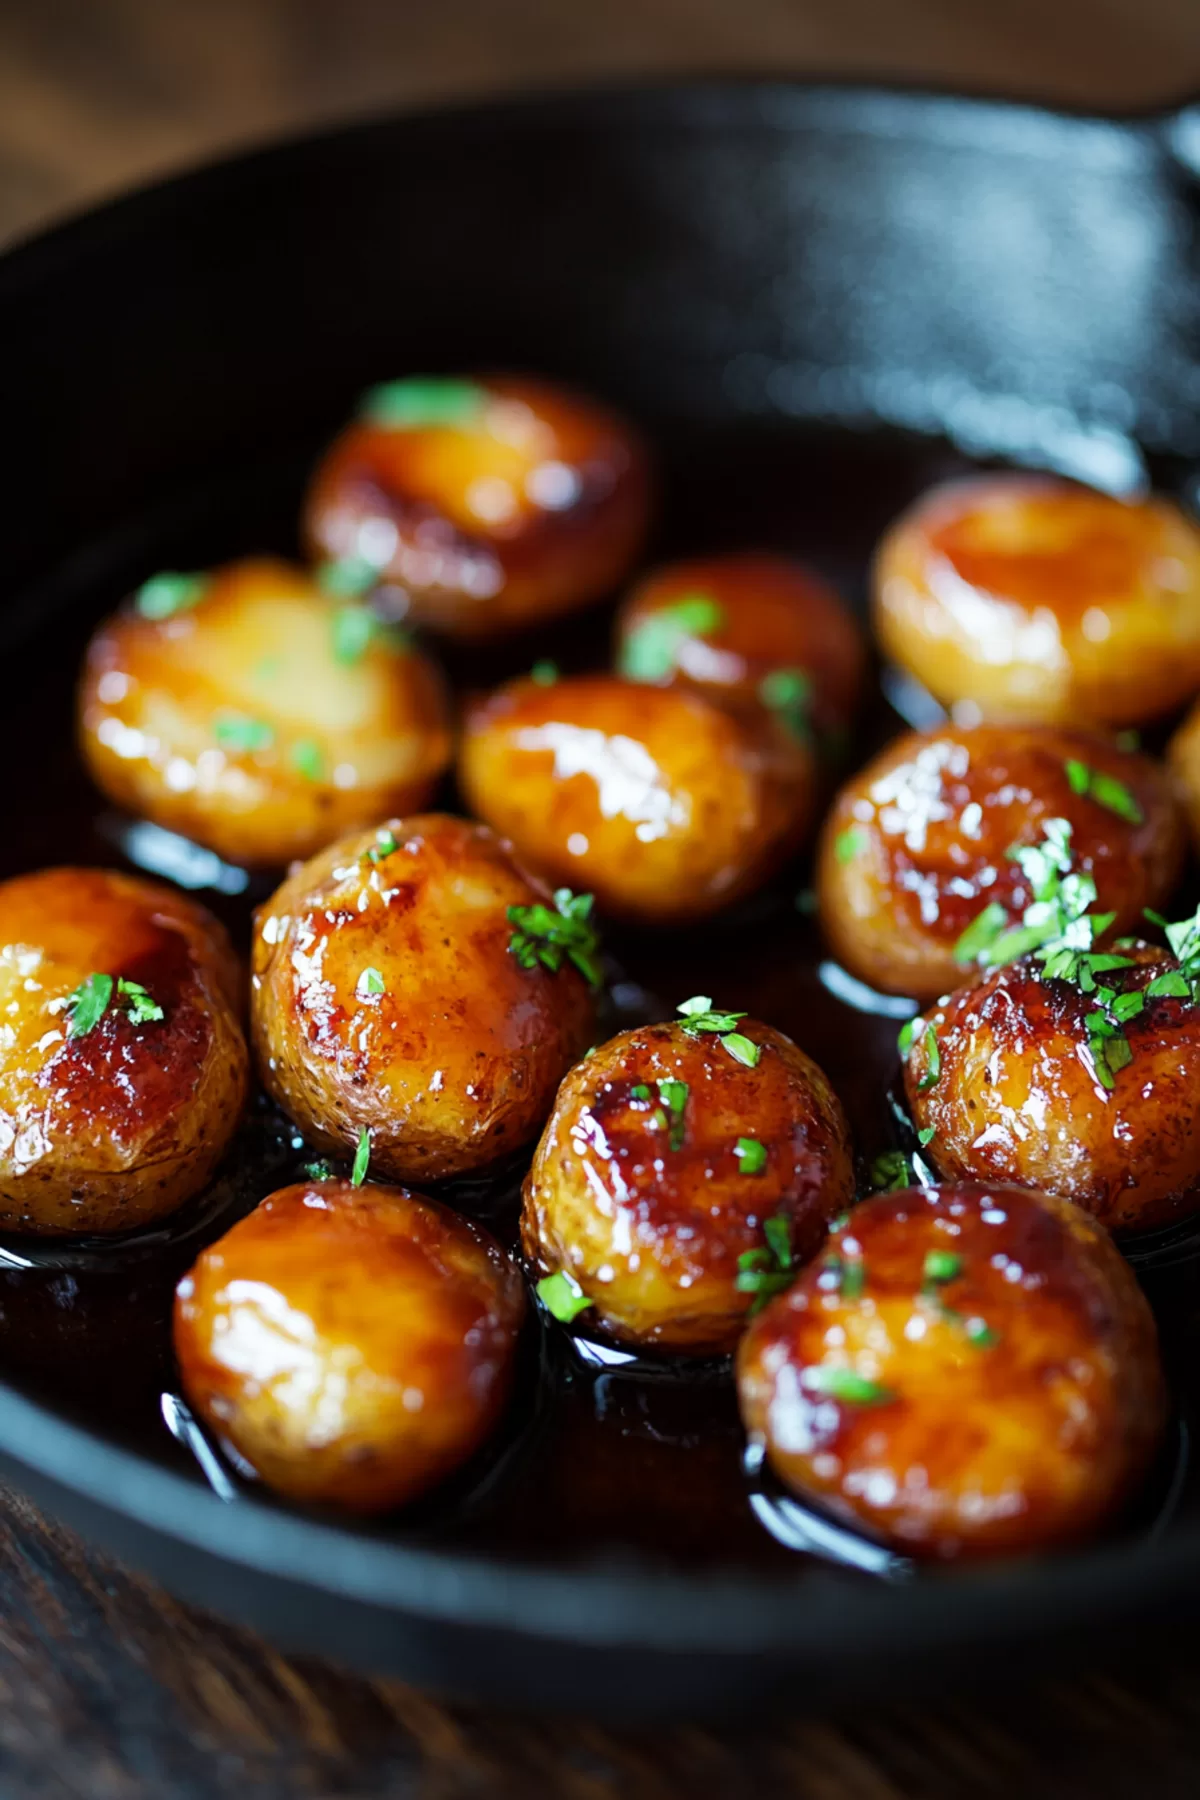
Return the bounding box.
[874,474,1200,727]
[174,1179,525,1512]
[459,674,814,924]
[0,867,248,1234]
[522,1011,854,1354]
[1167,698,1200,856]
[80,557,453,867]
[615,552,866,747]
[816,724,1183,1001]
[738,1183,1166,1558]
[304,374,651,640]
[905,945,1200,1233]
[251,813,596,1182]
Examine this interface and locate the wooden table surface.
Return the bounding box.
[4,3,1200,1796]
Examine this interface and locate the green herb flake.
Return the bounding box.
[721,1031,761,1068]
[953,901,1009,967]
[358,967,384,997]
[65,972,114,1037]
[677,996,746,1034]
[630,1083,652,1102]
[758,667,813,743]
[917,1126,935,1147]
[1147,969,1192,999]
[213,711,275,754]
[899,1015,941,1092]
[116,978,164,1026]
[618,593,726,682]
[359,376,488,431]
[736,1213,794,1313]
[332,604,376,665]
[869,1150,914,1192]
[1063,757,1144,824]
[922,1249,963,1289]
[536,1269,593,1323]
[303,1158,335,1180]
[657,1079,689,1151]
[350,1128,371,1187]
[835,825,868,865]
[366,827,399,865]
[134,571,209,620]
[317,556,379,600]
[965,1318,1001,1348]
[508,888,603,989]
[290,738,324,782]
[735,1136,767,1175]
[530,659,559,686]
[805,1366,895,1406]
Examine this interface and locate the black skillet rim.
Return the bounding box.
[2,73,1200,1669]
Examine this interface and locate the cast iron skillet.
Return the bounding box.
[2,80,1200,1720]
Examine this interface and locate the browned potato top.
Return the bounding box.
[816,723,1183,1001]
[79,556,453,868]
[459,673,814,925]
[905,946,1200,1232]
[737,1183,1166,1558]
[522,1016,854,1354]
[304,374,651,640]
[874,474,1200,726]
[614,552,866,743]
[174,1179,526,1513]
[0,867,248,1234]
[251,813,596,1182]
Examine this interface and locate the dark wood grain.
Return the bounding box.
[3,3,1200,1794]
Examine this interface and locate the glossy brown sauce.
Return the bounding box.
[1,419,1196,1580]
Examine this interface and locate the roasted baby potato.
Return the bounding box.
[873,474,1200,727]
[738,1182,1166,1558]
[522,1006,854,1354]
[0,867,248,1234]
[615,552,866,748]
[304,374,651,640]
[251,813,596,1182]
[80,556,453,868]
[174,1179,525,1512]
[459,674,814,924]
[904,943,1200,1233]
[816,723,1183,1001]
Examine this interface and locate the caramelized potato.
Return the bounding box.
[80,557,453,868]
[0,868,248,1234]
[614,553,866,745]
[816,724,1183,1001]
[738,1183,1166,1558]
[251,813,595,1182]
[174,1179,525,1512]
[304,374,651,640]
[459,674,814,924]
[522,1013,854,1353]
[1167,698,1200,856]
[874,474,1200,727]
[904,946,1200,1232]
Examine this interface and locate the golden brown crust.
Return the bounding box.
[521,1019,854,1353]
[250,812,595,1182]
[816,723,1183,1001]
[79,557,453,867]
[737,1182,1167,1558]
[906,947,1200,1232]
[0,867,248,1234]
[303,374,651,639]
[873,474,1200,727]
[459,674,815,925]
[174,1179,526,1512]
[614,552,866,741]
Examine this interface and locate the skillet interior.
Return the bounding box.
[2,80,1200,1716]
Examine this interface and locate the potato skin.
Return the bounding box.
[816,723,1183,1001]
[906,947,1200,1232]
[304,374,651,640]
[0,868,248,1234]
[251,813,595,1182]
[459,674,814,925]
[737,1183,1166,1558]
[79,557,453,867]
[522,1019,854,1353]
[174,1179,525,1513]
[614,553,866,741]
[873,474,1200,727]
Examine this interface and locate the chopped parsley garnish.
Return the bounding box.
[508,889,603,989]
[366,827,399,864]
[134,570,209,620]
[834,825,867,864]
[869,1150,915,1192]
[1144,903,1200,1006]
[917,1126,935,1147]
[1064,758,1143,824]
[359,376,488,431]
[657,1079,689,1151]
[804,1367,894,1405]
[918,1248,1000,1346]
[735,1136,767,1175]
[898,1015,940,1092]
[952,901,1009,967]
[530,659,559,686]
[618,593,726,682]
[351,1128,371,1187]
[303,1158,335,1180]
[758,667,812,743]
[332,604,376,664]
[536,1269,593,1323]
[317,556,379,600]
[736,1213,795,1313]
[823,1250,866,1298]
[213,711,274,754]
[676,996,761,1068]
[358,967,384,997]
[290,738,324,782]
[66,973,164,1036]
[630,1083,652,1102]
[922,1249,963,1291]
